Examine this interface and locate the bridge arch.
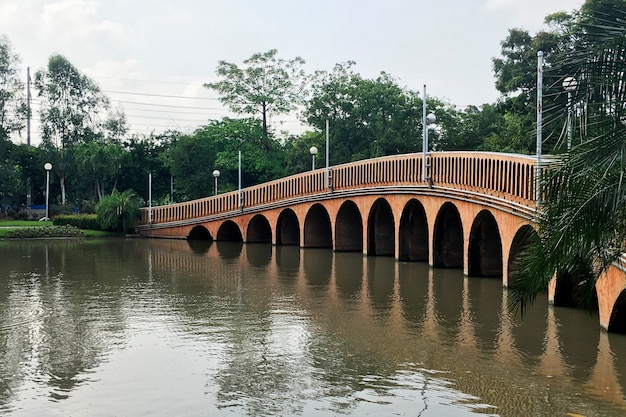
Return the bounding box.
[276,209,300,246]
[247,214,272,243]
[304,203,332,248]
[335,200,363,252]
[433,202,463,268]
[188,225,212,241]
[468,210,502,277]
[217,220,243,242]
[554,259,598,309]
[399,198,428,262]
[609,290,626,334]
[367,198,395,256]
[507,225,537,286]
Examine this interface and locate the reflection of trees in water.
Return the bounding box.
[0,240,134,404]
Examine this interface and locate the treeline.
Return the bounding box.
[0,0,619,215]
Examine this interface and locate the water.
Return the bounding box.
[0,238,625,416]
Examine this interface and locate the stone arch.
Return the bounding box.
[468,210,502,277]
[246,214,272,243]
[433,202,463,268]
[367,198,395,256]
[554,258,599,309]
[276,209,300,246]
[609,290,626,334]
[507,225,538,286]
[304,203,332,248]
[335,200,363,252]
[187,225,212,241]
[398,199,428,262]
[217,220,243,242]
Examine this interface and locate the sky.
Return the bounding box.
[1,0,583,143]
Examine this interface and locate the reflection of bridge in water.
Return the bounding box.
[147,239,626,414]
[138,152,626,332]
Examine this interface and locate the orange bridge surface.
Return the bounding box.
[137,152,626,332]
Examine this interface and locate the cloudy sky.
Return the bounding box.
[2,0,583,142]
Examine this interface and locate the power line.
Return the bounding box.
[103,90,219,100]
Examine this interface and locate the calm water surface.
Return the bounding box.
[0,238,625,416]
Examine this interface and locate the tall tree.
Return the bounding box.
[0,35,26,142]
[204,49,307,137]
[35,54,126,204]
[304,62,421,164]
[511,0,626,313]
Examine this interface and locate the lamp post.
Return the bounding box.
[422,85,436,184]
[536,51,544,207]
[213,169,220,196]
[309,146,318,171]
[44,162,52,225]
[562,76,578,151]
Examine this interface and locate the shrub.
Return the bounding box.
[6,226,84,238]
[96,189,141,233]
[53,214,102,230]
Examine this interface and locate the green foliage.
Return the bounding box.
[511,0,626,313]
[205,49,307,136]
[165,118,286,199]
[53,214,102,230]
[96,189,141,233]
[34,54,128,204]
[0,35,26,141]
[5,225,84,238]
[304,63,421,164]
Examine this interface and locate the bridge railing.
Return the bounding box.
[139,152,538,226]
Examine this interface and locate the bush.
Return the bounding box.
[53,214,102,230]
[96,190,141,233]
[6,226,84,238]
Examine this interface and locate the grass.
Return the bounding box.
[0,220,48,227]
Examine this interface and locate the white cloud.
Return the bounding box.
[39,0,126,42]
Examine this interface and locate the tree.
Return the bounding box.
[304,62,421,164]
[35,54,127,204]
[96,189,141,233]
[511,0,626,312]
[204,49,307,137]
[165,118,287,200]
[74,141,128,201]
[0,35,26,142]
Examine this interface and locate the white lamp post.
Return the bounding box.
[562,76,578,151]
[309,146,318,171]
[44,162,52,224]
[213,169,220,195]
[422,85,436,184]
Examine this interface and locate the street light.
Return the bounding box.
[309,146,318,171]
[562,76,578,151]
[213,169,220,196]
[44,162,52,225]
[422,84,436,185]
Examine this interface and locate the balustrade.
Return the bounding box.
[140,152,538,226]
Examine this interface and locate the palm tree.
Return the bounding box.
[96,189,141,233]
[511,1,626,312]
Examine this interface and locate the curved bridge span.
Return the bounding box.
[137,151,626,331]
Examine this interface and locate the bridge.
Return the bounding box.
[137,151,626,332]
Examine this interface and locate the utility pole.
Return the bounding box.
[26,67,31,146]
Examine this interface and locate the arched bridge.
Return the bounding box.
[137,151,626,332]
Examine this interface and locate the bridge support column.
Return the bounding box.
[596,264,626,330]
